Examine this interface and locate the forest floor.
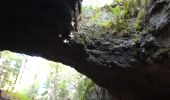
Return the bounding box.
[0,89,14,100]
[0,89,29,100]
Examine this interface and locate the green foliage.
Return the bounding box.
[98,21,112,28]
[0,51,100,100]
[112,0,148,36]
[27,82,39,99]
[0,50,109,100]
[121,0,138,17]
[0,51,23,91]
[92,8,101,21]
[82,6,93,11]
[109,5,128,31]
[82,0,145,36]
[5,91,30,100]
[74,77,94,100]
[134,10,143,32]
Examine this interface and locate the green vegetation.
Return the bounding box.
[80,0,149,41]
[74,77,94,100]
[0,51,103,100]
[5,91,30,100]
[109,5,128,32]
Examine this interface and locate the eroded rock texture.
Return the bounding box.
[0,0,170,100]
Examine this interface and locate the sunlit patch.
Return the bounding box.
[69,32,74,38]
[82,0,113,7]
[0,51,94,99]
[63,39,69,43]
[58,34,62,37]
[13,57,52,92]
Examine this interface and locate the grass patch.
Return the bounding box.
[5,91,30,100]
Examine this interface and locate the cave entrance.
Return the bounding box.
[0,51,110,100]
[0,51,92,99]
[0,0,114,99]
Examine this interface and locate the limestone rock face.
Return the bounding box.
[0,0,170,100]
